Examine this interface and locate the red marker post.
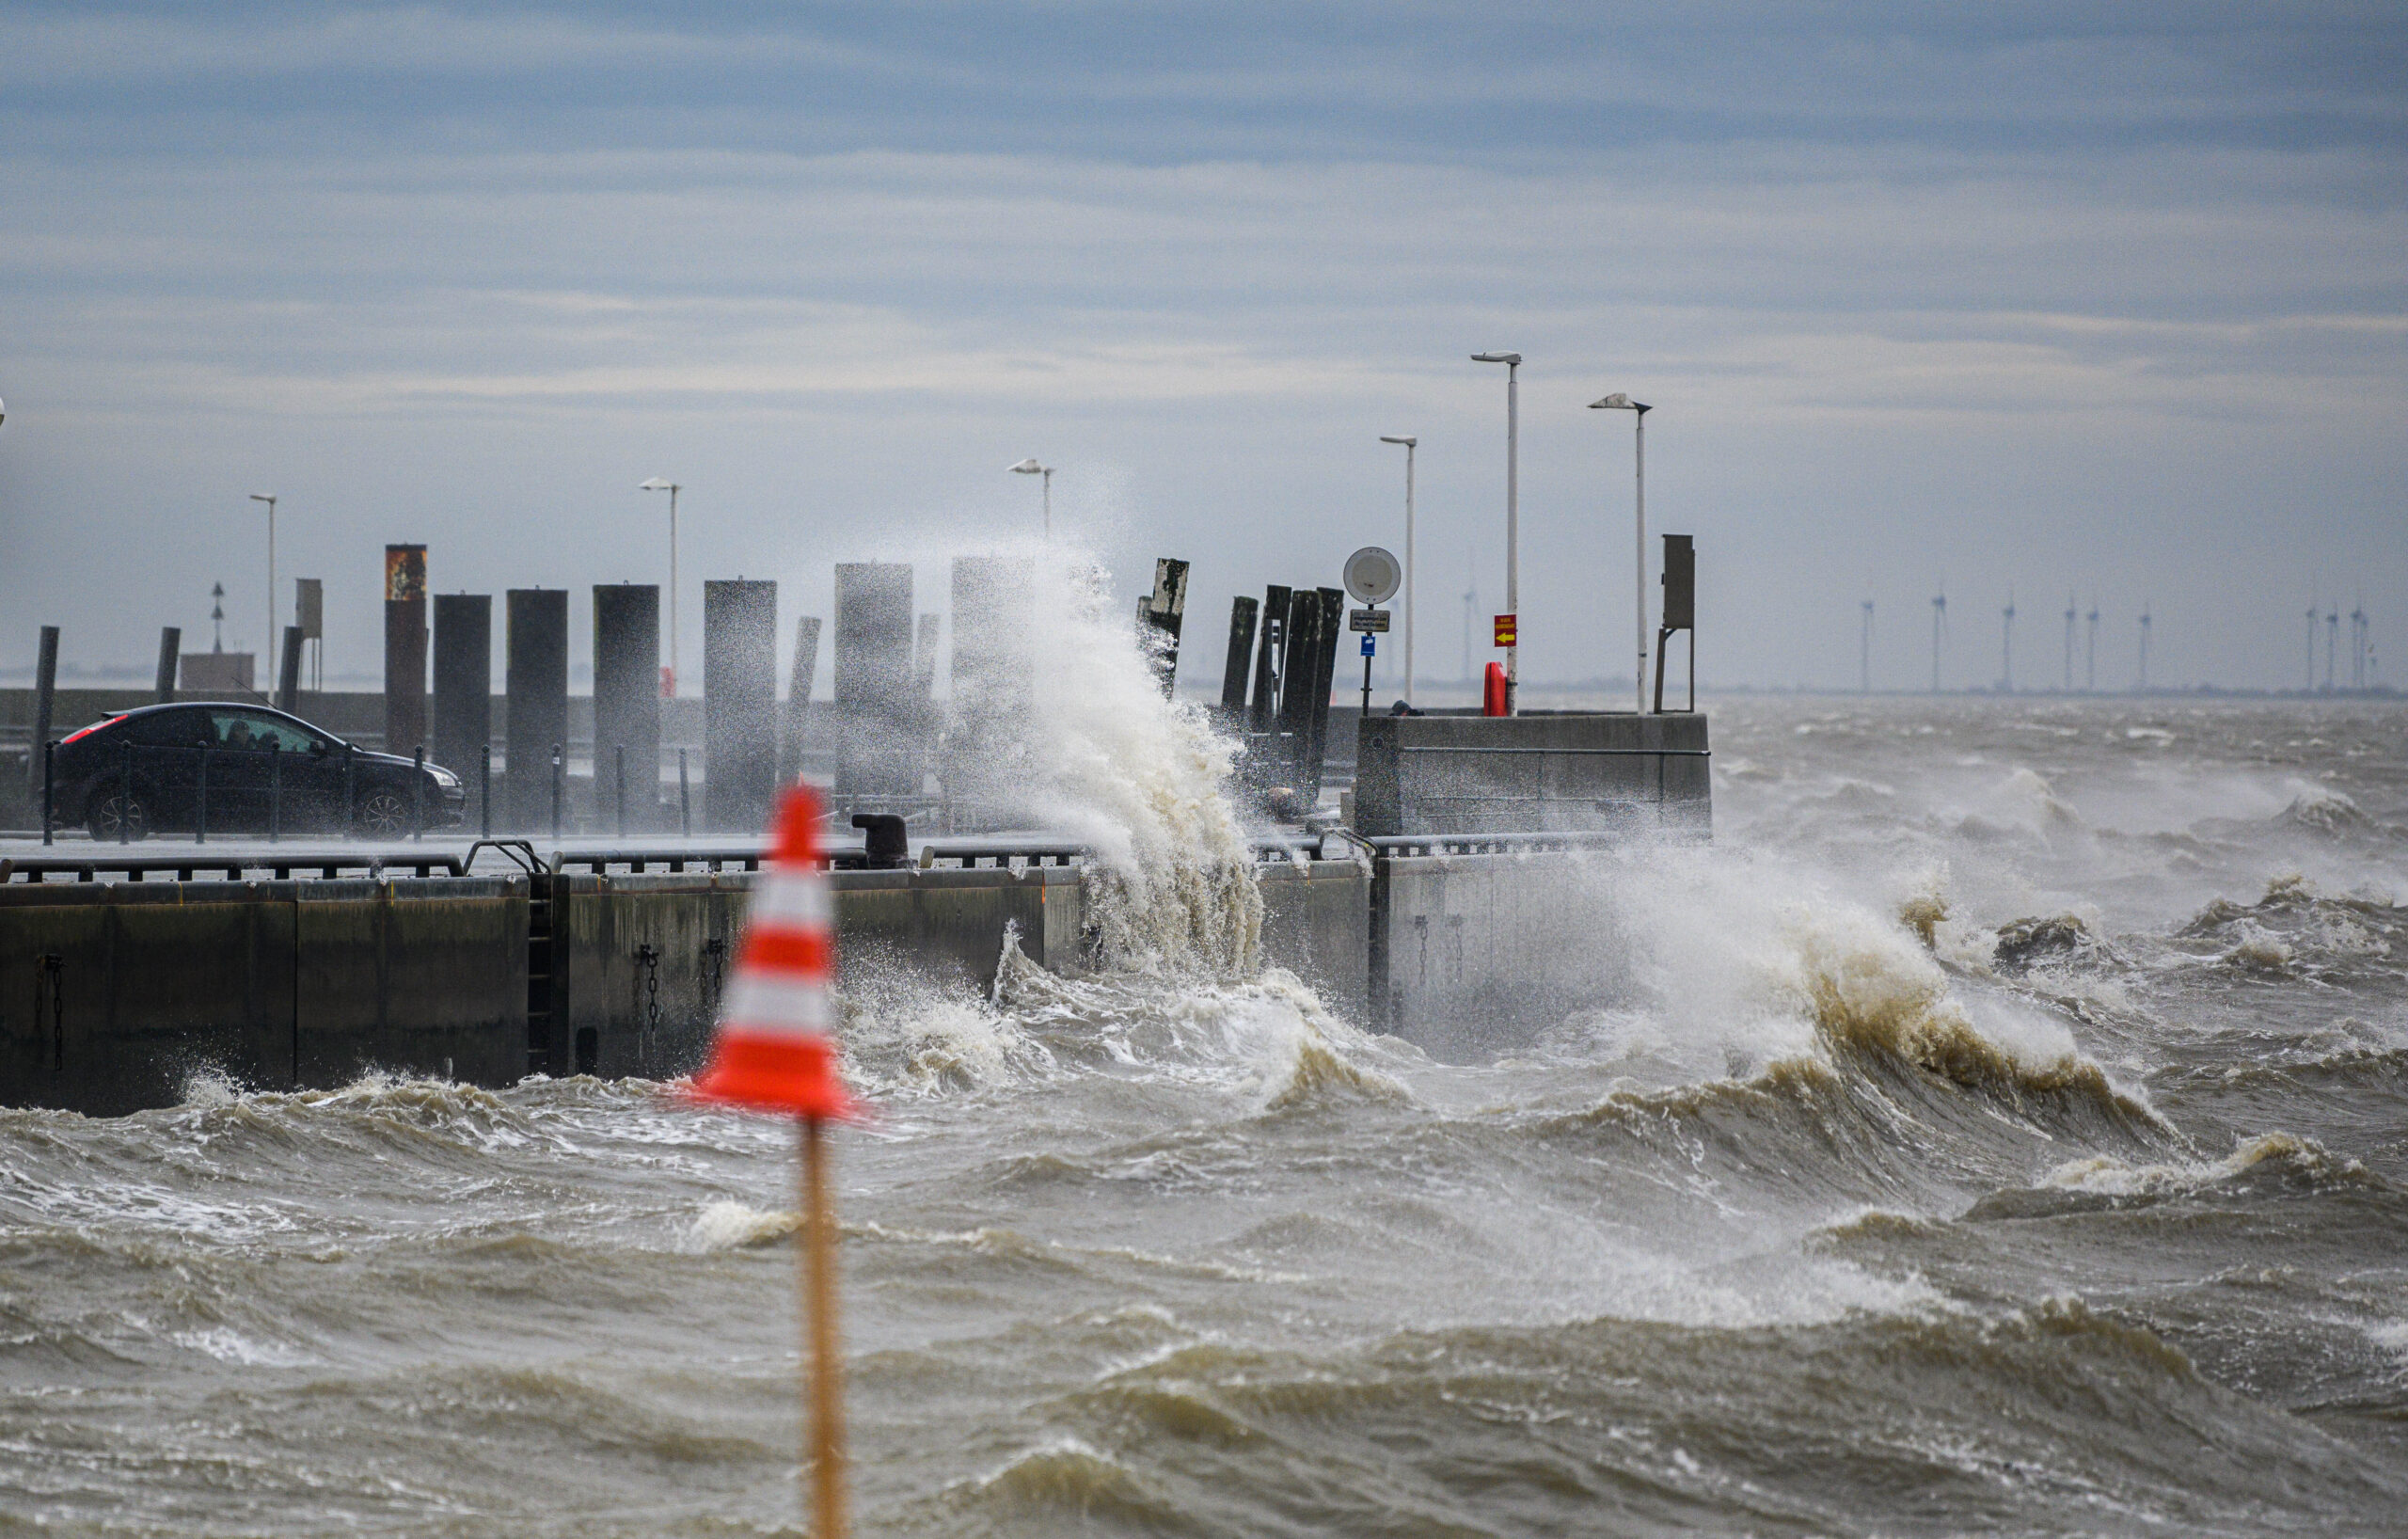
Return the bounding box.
[690,785,859,1538]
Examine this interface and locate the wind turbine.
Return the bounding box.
[1460,546,1478,686]
[2306,602,2321,690]
[2326,607,2340,690]
[2062,593,2077,691]
[2085,598,2100,691]
[2359,596,2379,693]
[1861,597,1875,694]
[1930,588,1948,694]
[2137,605,2152,691]
[2000,589,2016,693]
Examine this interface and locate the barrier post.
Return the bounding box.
[40,741,54,847]
[689,786,857,1539]
[196,745,210,844]
[269,741,282,844]
[678,748,691,838]
[550,743,563,843]
[615,744,627,839]
[480,742,493,839]
[343,743,356,837]
[413,745,427,841]
[119,739,133,845]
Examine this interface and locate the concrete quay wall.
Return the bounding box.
[0,855,1370,1115]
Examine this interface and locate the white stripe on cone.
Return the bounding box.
[722,975,835,1036]
[748,873,834,926]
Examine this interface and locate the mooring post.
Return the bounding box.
[154,627,181,704]
[413,745,427,841]
[29,626,58,810]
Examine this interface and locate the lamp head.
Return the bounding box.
[639,477,674,492]
[1589,393,1651,414]
[1378,435,1417,447]
[1009,458,1048,475]
[249,493,276,505]
[1469,352,1521,366]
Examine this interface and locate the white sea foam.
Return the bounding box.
[686,1198,798,1250]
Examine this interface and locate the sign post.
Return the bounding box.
[689,785,859,1537]
[1343,547,1402,720]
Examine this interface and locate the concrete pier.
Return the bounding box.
[432,594,492,788]
[833,563,917,799]
[503,590,568,831]
[702,579,777,832]
[593,585,661,832]
[384,546,428,758]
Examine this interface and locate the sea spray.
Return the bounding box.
[947,552,1262,977]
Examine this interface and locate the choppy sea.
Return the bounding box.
[4,695,2403,1535]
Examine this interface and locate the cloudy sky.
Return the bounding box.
[1,2,2400,693]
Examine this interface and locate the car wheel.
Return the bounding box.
[356,788,415,838]
[87,789,153,842]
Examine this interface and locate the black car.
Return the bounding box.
[51,702,466,839]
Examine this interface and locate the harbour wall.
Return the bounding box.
[0,852,1383,1116]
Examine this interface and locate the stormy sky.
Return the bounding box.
[1,3,2400,693]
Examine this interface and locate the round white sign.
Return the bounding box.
[1343,546,1401,606]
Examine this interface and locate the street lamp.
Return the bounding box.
[1008,458,1053,537]
[1378,436,1418,706]
[248,494,277,659]
[639,478,680,695]
[1589,392,1651,711]
[1470,353,1520,713]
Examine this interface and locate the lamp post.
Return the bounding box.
[1008,458,1053,537]
[1470,354,1520,713]
[640,478,680,695]
[1589,392,1651,712]
[1378,436,1417,706]
[248,494,277,659]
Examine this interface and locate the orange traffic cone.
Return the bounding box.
[690,784,858,1121]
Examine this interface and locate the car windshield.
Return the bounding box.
[208,711,322,753]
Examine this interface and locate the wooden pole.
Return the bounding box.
[800,1118,848,1538]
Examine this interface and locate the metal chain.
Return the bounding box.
[635,944,660,1067]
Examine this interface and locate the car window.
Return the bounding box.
[209,711,321,753]
[123,709,209,747]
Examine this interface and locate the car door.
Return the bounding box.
[119,707,214,833]
[250,712,343,831]
[202,709,280,833]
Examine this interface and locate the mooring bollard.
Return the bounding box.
[615,744,627,839]
[413,745,426,842]
[119,739,133,845]
[550,742,563,843]
[196,745,210,845]
[480,742,493,839]
[678,747,691,838]
[40,740,54,847]
[269,740,282,844]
